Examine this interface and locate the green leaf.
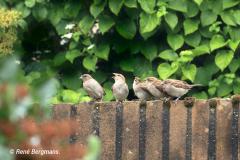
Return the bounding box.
[78,15,94,34]
[116,19,136,39]
[32,5,48,21]
[95,43,110,60]
[179,50,194,62]
[233,78,240,94]
[200,10,217,26]
[62,76,82,90]
[217,81,232,97]
[139,12,159,36]
[109,0,124,15]
[83,56,98,71]
[194,67,212,85]
[90,2,105,18]
[159,49,178,61]
[16,2,31,18]
[223,0,240,9]
[99,15,115,33]
[25,0,35,8]
[192,91,208,99]
[233,10,240,25]
[193,0,203,6]
[53,52,66,66]
[168,0,187,12]
[167,34,184,51]
[210,34,227,51]
[48,6,63,25]
[229,40,240,51]
[228,58,240,73]
[183,19,199,35]
[164,12,178,30]
[185,1,199,18]
[65,50,81,63]
[192,44,210,56]
[182,64,197,82]
[124,0,137,8]
[138,0,155,14]
[215,50,234,71]
[141,42,158,62]
[134,57,153,78]
[220,11,237,26]
[185,32,201,47]
[61,90,81,103]
[157,62,178,80]
[120,58,135,72]
[229,28,240,42]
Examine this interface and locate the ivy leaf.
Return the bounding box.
[200,10,217,26]
[185,32,201,47]
[220,11,237,26]
[217,81,232,97]
[138,0,155,14]
[233,78,240,94]
[192,91,208,99]
[228,40,240,51]
[99,15,115,33]
[90,2,105,18]
[140,12,159,36]
[120,58,135,72]
[164,12,178,30]
[215,50,234,71]
[116,18,136,39]
[167,34,184,51]
[78,15,94,34]
[192,44,210,56]
[228,58,240,73]
[83,56,98,71]
[183,19,199,35]
[124,0,137,8]
[210,34,227,51]
[159,49,178,61]
[95,43,110,60]
[65,50,81,63]
[141,42,157,62]
[193,0,203,6]
[109,0,124,15]
[134,57,153,78]
[182,64,197,82]
[32,5,48,21]
[25,0,35,8]
[185,1,199,18]
[168,0,187,12]
[179,50,194,62]
[157,62,178,80]
[223,0,240,9]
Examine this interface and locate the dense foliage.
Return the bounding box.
[1,0,240,102]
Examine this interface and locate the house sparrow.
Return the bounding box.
[80,74,105,101]
[146,77,165,100]
[112,73,129,102]
[133,77,153,101]
[162,79,202,101]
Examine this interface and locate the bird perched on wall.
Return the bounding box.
[80,74,105,101]
[162,79,202,102]
[146,77,165,100]
[133,77,153,101]
[112,73,129,102]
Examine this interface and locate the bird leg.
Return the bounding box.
[173,97,181,105]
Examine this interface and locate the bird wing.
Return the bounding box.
[84,79,104,98]
[139,82,153,95]
[152,80,163,91]
[163,79,192,89]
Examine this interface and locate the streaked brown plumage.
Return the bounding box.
[133,77,153,101]
[146,77,165,99]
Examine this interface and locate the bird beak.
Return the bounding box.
[80,75,83,79]
[112,76,115,79]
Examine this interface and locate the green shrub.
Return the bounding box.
[1,0,240,101]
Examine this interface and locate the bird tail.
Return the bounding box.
[190,84,203,87]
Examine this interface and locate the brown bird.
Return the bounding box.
[162,79,202,101]
[133,77,153,101]
[112,73,129,102]
[146,77,165,100]
[80,74,105,101]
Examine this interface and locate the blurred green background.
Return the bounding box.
[1,0,240,103]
